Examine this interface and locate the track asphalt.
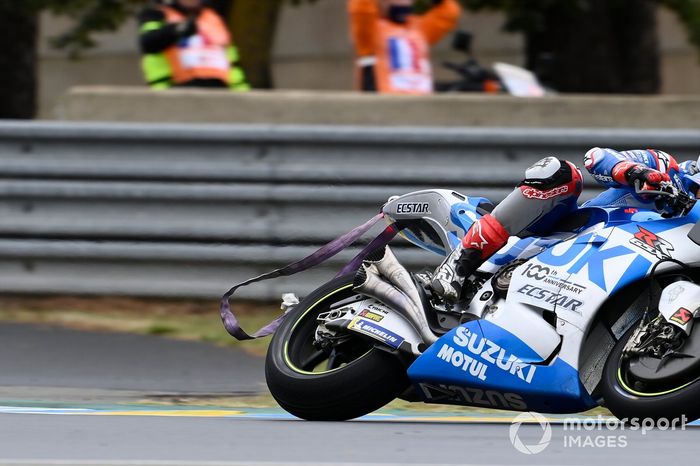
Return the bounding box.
[0,323,695,465]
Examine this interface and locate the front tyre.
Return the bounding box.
[602,324,700,423]
[265,274,410,421]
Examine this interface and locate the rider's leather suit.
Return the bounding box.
[430,148,700,302]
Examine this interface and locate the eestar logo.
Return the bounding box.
[509,412,552,455]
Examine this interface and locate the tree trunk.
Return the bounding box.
[0,6,38,119]
[227,0,284,89]
[525,0,660,94]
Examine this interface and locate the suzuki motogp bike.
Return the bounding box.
[265,181,700,422]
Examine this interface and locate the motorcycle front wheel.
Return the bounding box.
[602,324,700,423]
[265,274,410,421]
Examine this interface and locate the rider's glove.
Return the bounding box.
[612,161,670,192]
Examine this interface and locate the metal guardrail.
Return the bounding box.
[0,121,698,299]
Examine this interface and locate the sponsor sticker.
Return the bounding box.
[418,382,527,410]
[516,284,583,314]
[396,202,430,214]
[537,232,649,292]
[465,221,489,249]
[670,307,693,325]
[530,158,554,169]
[521,264,550,280]
[436,343,488,381]
[359,309,385,322]
[521,264,587,295]
[668,285,685,302]
[350,318,404,349]
[629,226,674,260]
[521,185,570,200]
[539,277,586,296]
[591,173,613,184]
[656,150,671,173]
[435,327,537,384]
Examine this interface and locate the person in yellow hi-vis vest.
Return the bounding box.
[348,0,461,94]
[138,0,249,90]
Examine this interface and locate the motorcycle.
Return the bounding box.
[264,180,700,422]
[435,30,548,97]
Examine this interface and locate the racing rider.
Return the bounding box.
[431,148,700,303]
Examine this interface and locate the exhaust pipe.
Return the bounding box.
[367,246,423,311]
[353,248,437,345]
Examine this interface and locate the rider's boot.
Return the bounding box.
[430,245,482,303]
[431,214,510,303]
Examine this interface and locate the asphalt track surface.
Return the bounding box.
[0,323,696,465]
[0,323,266,397]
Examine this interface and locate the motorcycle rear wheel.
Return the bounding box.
[265,274,410,421]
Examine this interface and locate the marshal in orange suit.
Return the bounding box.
[348,0,461,94]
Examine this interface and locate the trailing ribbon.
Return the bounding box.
[219,213,399,340]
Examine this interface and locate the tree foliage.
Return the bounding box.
[663,0,700,51]
[448,0,700,93]
[458,0,700,60]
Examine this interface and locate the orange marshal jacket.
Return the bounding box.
[348,0,461,94]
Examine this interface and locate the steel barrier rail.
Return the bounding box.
[0,180,602,242]
[0,239,436,299]
[0,121,697,299]
[0,122,698,185]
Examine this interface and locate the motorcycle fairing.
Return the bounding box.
[385,190,700,411]
[407,319,597,413]
[508,204,700,396]
[382,190,491,256]
[409,204,700,412]
[480,206,661,274]
[386,192,661,260]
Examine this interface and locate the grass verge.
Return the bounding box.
[0,295,279,357]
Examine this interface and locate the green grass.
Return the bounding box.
[0,296,280,357]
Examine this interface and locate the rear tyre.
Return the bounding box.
[265,274,410,421]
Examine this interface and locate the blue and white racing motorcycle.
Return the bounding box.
[266,183,700,421]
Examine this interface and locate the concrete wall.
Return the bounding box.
[38,4,700,117]
[55,86,700,129]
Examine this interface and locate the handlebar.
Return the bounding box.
[633,179,678,198]
[634,180,696,216]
